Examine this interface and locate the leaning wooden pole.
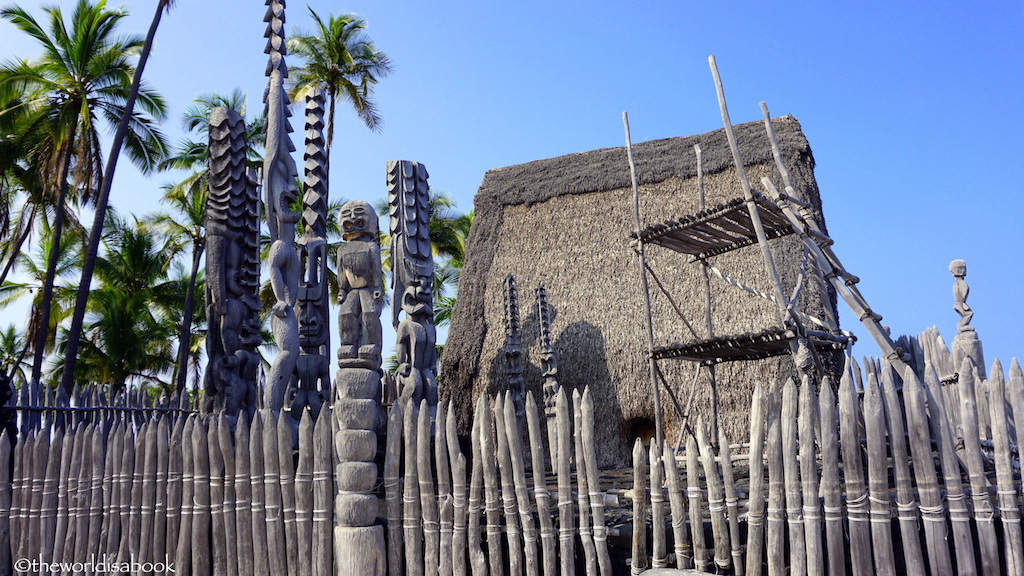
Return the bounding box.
[623,110,665,449]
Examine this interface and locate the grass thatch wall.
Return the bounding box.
[439,116,841,468]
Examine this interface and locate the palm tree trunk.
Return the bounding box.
[60,0,172,396]
[326,91,336,159]
[174,242,203,394]
[29,121,77,395]
[0,205,37,286]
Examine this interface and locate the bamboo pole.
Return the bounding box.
[863,375,895,576]
[504,392,538,576]
[383,402,403,576]
[418,400,441,576]
[745,384,767,576]
[526,392,558,576]
[879,368,925,576]
[797,378,822,576]
[295,410,313,576]
[581,388,613,576]
[571,390,597,575]
[235,412,255,576]
[555,388,573,576]
[901,367,952,576]
[988,359,1023,575]
[631,438,648,575]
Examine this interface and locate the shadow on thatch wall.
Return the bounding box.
[439,116,842,468]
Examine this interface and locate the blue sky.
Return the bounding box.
[2,1,1022,369]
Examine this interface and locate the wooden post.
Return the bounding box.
[797,378,822,576]
[154,417,170,571]
[863,375,895,576]
[781,379,806,576]
[745,384,767,576]
[166,417,185,563]
[504,392,539,576]
[571,390,597,575]
[581,388,613,575]
[277,414,297,576]
[526,393,558,576]
[988,359,1023,575]
[218,414,238,576]
[0,431,11,575]
[294,410,313,576]
[493,394,523,576]
[648,441,665,570]
[556,389,573,576]
[686,435,708,572]
[312,405,333,576]
[481,395,505,576]
[436,401,454,576]
[418,400,441,576]
[839,368,873,576]
[447,402,468,576]
[631,438,649,575]
[208,417,228,576]
[467,396,487,576]
[765,389,785,576]
[250,413,269,576]
[235,413,255,576]
[383,402,403,576]
[262,411,288,576]
[403,399,423,576]
[696,417,729,572]
[140,419,158,570]
[956,360,999,576]
[718,425,743,574]
[191,416,211,576]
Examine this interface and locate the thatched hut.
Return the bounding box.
[439,116,841,468]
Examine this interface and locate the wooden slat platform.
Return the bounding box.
[652,327,848,365]
[635,194,794,259]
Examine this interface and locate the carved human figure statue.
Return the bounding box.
[337,200,384,368]
[265,196,302,411]
[395,282,437,404]
[950,259,974,333]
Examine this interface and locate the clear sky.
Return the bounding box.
[1,1,1022,371]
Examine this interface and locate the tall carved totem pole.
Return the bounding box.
[202,106,260,416]
[263,0,302,415]
[388,160,437,407]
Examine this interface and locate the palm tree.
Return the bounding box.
[287,8,393,156]
[60,0,175,396]
[0,0,168,396]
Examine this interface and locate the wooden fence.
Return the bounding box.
[2,334,1022,575]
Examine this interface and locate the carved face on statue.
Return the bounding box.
[401,283,432,318]
[339,200,378,241]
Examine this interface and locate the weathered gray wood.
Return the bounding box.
[262,410,288,576]
[235,412,255,576]
[878,368,925,576]
[53,425,77,567]
[9,428,24,565]
[780,379,806,576]
[715,426,743,575]
[581,388,613,576]
[570,390,596,575]
[988,359,1023,575]
[863,375,895,576]
[116,425,137,566]
[686,435,708,573]
[251,413,270,576]
[174,418,193,576]
[0,431,12,574]
[765,389,785,576]
[99,422,120,556]
[166,417,185,562]
[74,423,95,564]
[631,437,649,575]
[745,384,766,576]
[403,399,423,576]
[312,405,333,576]
[662,440,692,571]
[493,394,524,576]
[901,368,952,576]
[139,418,158,569]
[838,367,872,576]
[40,427,63,562]
[28,428,48,566]
[526,392,558,576]
[696,417,729,573]
[418,400,441,576]
[447,402,468,576]
[481,395,505,576]
[383,401,404,576]
[277,414,297,576]
[295,410,313,576]
[192,416,211,576]
[797,377,821,576]
[467,397,487,576]
[555,388,573,576]
[218,414,238,576]
[153,417,170,570]
[504,392,539,576]
[956,360,999,576]
[436,401,454,576]
[208,417,227,576]
[648,439,666,571]
[924,364,976,575]
[1007,359,1024,477]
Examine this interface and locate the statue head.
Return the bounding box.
[949,259,967,278]
[401,282,432,318]
[339,200,378,241]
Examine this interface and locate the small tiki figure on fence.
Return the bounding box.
[950,259,974,333]
[336,200,384,369]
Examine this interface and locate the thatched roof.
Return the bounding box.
[439,116,841,468]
